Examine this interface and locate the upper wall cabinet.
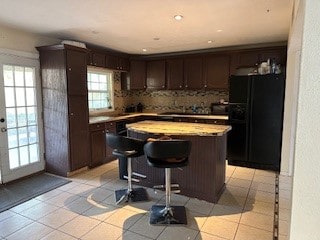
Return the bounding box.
[166,58,184,90]
[203,54,230,90]
[229,46,287,75]
[184,56,204,89]
[146,60,166,90]
[105,54,130,71]
[87,51,105,67]
[121,60,146,90]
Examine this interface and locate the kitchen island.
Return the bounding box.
[126,120,231,203]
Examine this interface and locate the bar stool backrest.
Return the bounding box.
[144,140,191,168]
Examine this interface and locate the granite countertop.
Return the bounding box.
[126,120,231,136]
[89,112,228,124]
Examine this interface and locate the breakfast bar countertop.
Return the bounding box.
[126,120,231,136]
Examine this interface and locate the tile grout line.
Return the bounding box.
[273,173,279,240]
[232,168,256,240]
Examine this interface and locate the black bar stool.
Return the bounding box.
[144,139,191,225]
[106,133,149,205]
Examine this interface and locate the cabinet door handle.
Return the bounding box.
[70,113,74,116]
[68,68,72,71]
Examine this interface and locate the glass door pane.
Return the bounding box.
[2,65,40,171]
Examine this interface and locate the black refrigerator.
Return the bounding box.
[227,73,285,171]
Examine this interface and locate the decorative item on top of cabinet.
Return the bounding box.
[146,60,166,89]
[183,56,204,89]
[166,58,184,90]
[37,44,89,176]
[121,60,146,90]
[203,54,230,89]
[87,51,105,67]
[229,46,287,76]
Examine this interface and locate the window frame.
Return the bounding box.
[87,66,115,115]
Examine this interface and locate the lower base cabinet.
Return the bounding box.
[90,121,116,168]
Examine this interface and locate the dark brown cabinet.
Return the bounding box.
[166,58,184,90]
[121,60,146,90]
[37,44,89,177]
[259,48,287,65]
[203,54,230,89]
[87,51,105,67]
[89,123,106,168]
[230,46,287,75]
[105,121,117,161]
[105,54,130,71]
[184,56,204,89]
[146,60,166,89]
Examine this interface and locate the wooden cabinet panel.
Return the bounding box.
[118,56,130,71]
[237,51,260,68]
[122,60,146,90]
[166,58,184,90]
[230,47,287,75]
[146,60,166,89]
[66,50,88,95]
[105,55,130,71]
[37,44,89,176]
[184,56,204,89]
[259,48,287,65]
[91,52,105,67]
[68,96,89,171]
[204,54,230,89]
[90,123,106,168]
[105,121,117,161]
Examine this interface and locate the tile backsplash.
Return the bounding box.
[113,72,229,114]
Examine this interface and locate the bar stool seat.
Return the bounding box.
[144,139,191,225]
[106,133,149,205]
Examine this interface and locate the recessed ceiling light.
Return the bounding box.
[153,37,160,41]
[217,29,223,32]
[208,40,213,44]
[174,15,183,21]
[142,48,147,52]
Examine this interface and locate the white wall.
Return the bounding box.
[289,0,320,239]
[280,0,304,176]
[0,24,58,54]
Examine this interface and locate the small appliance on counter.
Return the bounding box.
[136,103,143,112]
[211,100,229,115]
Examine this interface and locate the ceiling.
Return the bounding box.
[0,0,293,54]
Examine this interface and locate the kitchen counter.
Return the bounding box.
[127,120,229,203]
[89,112,228,124]
[126,120,231,136]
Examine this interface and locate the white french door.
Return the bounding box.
[0,51,44,183]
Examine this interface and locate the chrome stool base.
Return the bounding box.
[149,205,187,225]
[115,187,148,205]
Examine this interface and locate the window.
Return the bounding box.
[87,67,114,112]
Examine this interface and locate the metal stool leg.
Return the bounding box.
[149,168,187,225]
[115,157,148,204]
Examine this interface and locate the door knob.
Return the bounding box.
[0,118,5,123]
[1,127,7,132]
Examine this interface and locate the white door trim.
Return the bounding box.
[0,49,44,183]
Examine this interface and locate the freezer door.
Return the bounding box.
[229,75,250,104]
[248,74,285,170]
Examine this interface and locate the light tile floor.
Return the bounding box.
[0,161,292,240]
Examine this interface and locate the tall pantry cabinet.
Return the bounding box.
[37,44,89,177]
